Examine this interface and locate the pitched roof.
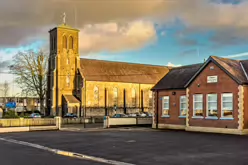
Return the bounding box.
[185,56,248,87]
[151,64,202,90]
[79,58,169,84]
[212,56,248,84]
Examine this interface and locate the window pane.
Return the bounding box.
[222,93,233,118]
[181,103,187,109]
[194,94,203,116]
[194,95,202,101]
[208,109,218,117]
[163,97,169,102]
[163,110,169,115]
[163,96,169,110]
[180,96,186,102]
[223,94,233,102]
[208,102,217,110]
[194,102,203,109]
[164,103,169,109]
[180,109,187,116]
[195,110,203,116]
[223,102,233,110]
[208,94,217,102]
[223,110,233,118]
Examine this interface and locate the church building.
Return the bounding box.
[46,21,169,117]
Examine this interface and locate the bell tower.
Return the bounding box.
[47,13,80,116]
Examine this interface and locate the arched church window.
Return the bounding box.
[131,88,136,107]
[149,91,153,108]
[66,74,70,87]
[69,36,73,49]
[63,35,67,49]
[66,58,70,65]
[94,86,99,106]
[113,87,118,106]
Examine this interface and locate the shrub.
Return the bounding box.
[3,110,19,119]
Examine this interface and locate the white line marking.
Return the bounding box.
[0,137,135,165]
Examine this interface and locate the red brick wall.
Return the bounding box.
[188,62,239,129]
[155,89,186,125]
[243,86,248,129]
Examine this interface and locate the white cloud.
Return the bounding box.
[222,52,248,59]
[79,20,157,54]
[1,0,248,50]
[167,62,182,67]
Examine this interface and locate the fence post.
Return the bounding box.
[55,117,61,130]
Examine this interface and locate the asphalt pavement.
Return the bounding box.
[0,139,104,165]
[2,130,248,165]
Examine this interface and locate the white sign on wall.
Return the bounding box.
[207,76,218,83]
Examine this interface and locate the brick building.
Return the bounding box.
[152,56,248,135]
[46,21,169,117]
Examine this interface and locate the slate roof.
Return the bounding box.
[79,58,169,84]
[185,56,248,87]
[212,56,248,84]
[151,63,202,90]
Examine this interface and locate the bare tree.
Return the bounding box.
[3,81,9,104]
[10,50,48,115]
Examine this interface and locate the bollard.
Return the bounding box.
[55,116,62,130]
[103,116,109,128]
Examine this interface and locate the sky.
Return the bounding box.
[1,0,248,96]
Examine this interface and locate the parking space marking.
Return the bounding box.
[0,137,135,165]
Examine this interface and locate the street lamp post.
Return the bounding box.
[0,89,3,107]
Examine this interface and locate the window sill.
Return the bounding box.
[179,116,186,118]
[161,115,170,118]
[205,116,218,120]
[192,116,204,119]
[220,117,234,120]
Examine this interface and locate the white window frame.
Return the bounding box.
[193,94,203,118]
[206,94,218,119]
[162,96,169,117]
[221,93,233,119]
[179,95,187,117]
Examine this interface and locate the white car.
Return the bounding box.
[30,113,41,118]
[139,113,147,117]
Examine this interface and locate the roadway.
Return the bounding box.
[0,139,104,165]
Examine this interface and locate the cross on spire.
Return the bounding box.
[63,12,66,25]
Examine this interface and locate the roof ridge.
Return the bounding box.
[212,55,241,62]
[80,58,169,68]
